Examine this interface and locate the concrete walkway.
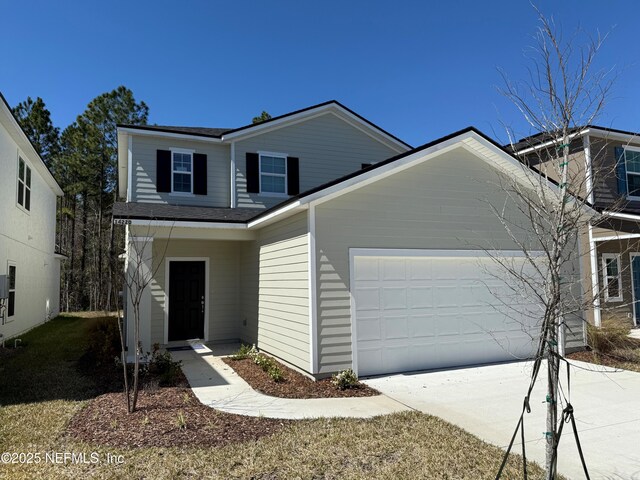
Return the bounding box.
[171,343,409,420]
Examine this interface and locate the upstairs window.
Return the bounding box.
[259,153,287,195]
[602,254,622,302]
[624,148,640,198]
[617,146,640,199]
[8,264,16,318]
[171,151,193,193]
[17,157,31,211]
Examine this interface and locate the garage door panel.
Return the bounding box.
[382,287,406,309]
[408,315,436,337]
[435,315,460,336]
[409,259,432,280]
[357,316,382,341]
[354,253,542,376]
[408,287,432,307]
[434,286,460,307]
[354,258,379,281]
[382,259,406,280]
[355,287,379,311]
[384,316,409,339]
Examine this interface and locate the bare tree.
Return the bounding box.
[492,8,618,479]
[115,221,172,413]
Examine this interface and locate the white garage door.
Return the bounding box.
[352,251,542,376]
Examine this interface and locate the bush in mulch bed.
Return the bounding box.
[222,355,379,399]
[66,383,288,448]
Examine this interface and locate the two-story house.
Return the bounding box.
[114,101,585,379]
[0,92,63,342]
[513,126,640,331]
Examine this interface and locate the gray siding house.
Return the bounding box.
[514,126,640,331]
[114,101,584,378]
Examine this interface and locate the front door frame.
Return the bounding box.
[629,252,640,327]
[164,257,210,343]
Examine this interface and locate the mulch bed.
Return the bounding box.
[67,380,288,448]
[567,350,640,372]
[222,357,379,399]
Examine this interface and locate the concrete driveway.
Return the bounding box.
[363,360,640,480]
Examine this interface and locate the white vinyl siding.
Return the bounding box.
[131,136,230,206]
[239,212,310,371]
[313,147,584,374]
[235,112,403,209]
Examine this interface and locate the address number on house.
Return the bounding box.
[113,219,132,225]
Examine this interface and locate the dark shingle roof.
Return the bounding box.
[112,202,260,223]
[121,125,233,138]
[118,100,412,148]
[507,125,640,152]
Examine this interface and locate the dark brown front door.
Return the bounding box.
[168,261,205,341]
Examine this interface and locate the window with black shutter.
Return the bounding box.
[246,152,300,196]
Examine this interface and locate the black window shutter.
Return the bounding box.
[156,150,171,192]
[193,153,207,195]
[246,153,259,193]
[287,156,300,195]
[615,147,627,196]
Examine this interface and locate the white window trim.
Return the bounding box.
[624,145,640,201]
[602,253,623,302]
[16,155,32,214]
[258,151,288,197]
[7,261,16,321]
[170,148,195,195]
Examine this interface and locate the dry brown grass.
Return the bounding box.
[572,320,640,373]
[0,314,552,479]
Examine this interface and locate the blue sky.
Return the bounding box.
[1,1,638,147]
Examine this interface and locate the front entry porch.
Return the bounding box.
[124,226,258,355]
[592,217,640,327]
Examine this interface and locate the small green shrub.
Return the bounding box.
[332,369,359,390]
[252,351,285,382]
[587,320,633,354]
[231,343,257,360]
[147,344,182,386]
[267,364,285,382]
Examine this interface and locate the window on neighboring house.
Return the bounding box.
[17,157,31,211]
[260,154,287,195]
[602,254,622,302]
[172,151,193,193]
[624,147,640,197]
[8,265,16,318]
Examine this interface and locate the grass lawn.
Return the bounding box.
[0,314,551,479]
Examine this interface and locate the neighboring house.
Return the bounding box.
[513,126,640,330]
[0,92,63,342]
[113,101,584,378]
